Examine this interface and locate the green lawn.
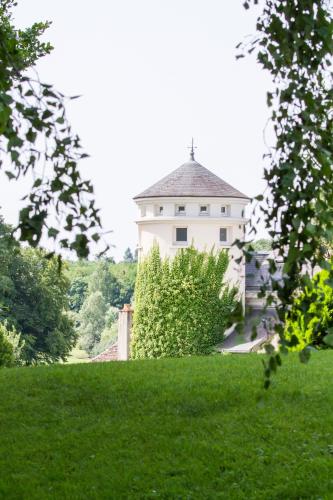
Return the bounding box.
[66,347,90,364]
[0,353,333,499]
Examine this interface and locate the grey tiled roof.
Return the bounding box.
[133,159,250,199]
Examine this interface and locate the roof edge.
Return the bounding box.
[133,194,251,201]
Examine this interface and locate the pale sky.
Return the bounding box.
[1,0,272,261]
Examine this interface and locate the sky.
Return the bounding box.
[1,0,272,261]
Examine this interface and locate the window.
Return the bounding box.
[176,227,187,242]
[219,228,227,243]
[241,209,245,217]
[155,205,164,216]
[200,205,209,215]
[221,206,227,216]
[176,205,186,215]
[140,206,146,217]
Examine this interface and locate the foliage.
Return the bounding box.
[65,259,98,283]
[123,247,136,263]
[77,289,119,356]
[0,316,23,366]
[68,258,136,355]
[0,217,76,363]
[11,249,76,364]
[0,1,102,257]
[132,246,238,358]
[0,322,14,367]
[90,321,118,358]
[89,260,120,307]
[238,0,333,385]
[78,291,107,353]
[0,353,333,497]
[0,214,18,318]
[68,276,88,312]
[110,261,137,307]
[66,259,137,311]
[249,238,272,252]
[285,267,333,351]
[104,306,118,329]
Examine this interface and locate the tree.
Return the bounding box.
[0,216,76,363]
[0,322,23,367]
[89,260,120,307]
[66,258,137,310]
[68,276,89,312]
[6,248,76,364]
[131,246,238,359]
[237,1,333,385]
[78,291,107,353]
[0,1,103,257]
[0,215,18,319]
[123,248,135,263]
[110,262,137,307]
[0,322,14,367]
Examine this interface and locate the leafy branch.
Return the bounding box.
[0,0,105,257]
[237,0,333,387]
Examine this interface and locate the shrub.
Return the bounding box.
[0,322,23,367]
[131,246,238,358]
[285,266,333,350]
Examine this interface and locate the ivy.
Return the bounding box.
[131,246,238,359]
[237,0,333,387]
[0,0,104,257]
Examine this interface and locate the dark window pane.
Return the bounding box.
[220,228,227,242]
[176,228,187,242]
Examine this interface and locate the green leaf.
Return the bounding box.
[33,178,42,188]
[5,171,15,180]
[48,228,59,239]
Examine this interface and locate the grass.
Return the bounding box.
[65,347,90,364]
[0,352,333,499]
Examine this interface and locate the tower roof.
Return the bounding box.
[134,158,250,200]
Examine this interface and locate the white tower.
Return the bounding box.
[133,144,250,295]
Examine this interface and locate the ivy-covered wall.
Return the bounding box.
[131,246,238,358]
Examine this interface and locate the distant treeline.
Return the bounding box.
[0,214,137,365]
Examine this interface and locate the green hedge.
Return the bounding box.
[131,246,238,358]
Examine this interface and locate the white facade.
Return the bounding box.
[134,195,248,296]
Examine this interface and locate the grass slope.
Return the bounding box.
[0,353,333,499]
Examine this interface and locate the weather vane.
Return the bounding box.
[188,137,197,160]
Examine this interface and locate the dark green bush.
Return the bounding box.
[131,246,238,358]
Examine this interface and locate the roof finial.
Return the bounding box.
[188,137,197,161]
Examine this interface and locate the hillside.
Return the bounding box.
[0,353,332,499]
